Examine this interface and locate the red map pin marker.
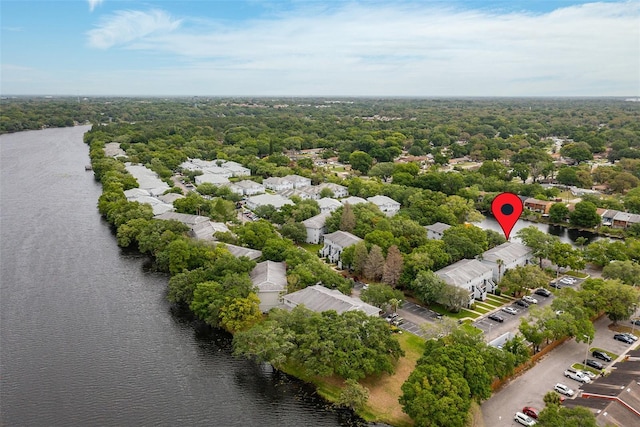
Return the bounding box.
[491,192,523,240]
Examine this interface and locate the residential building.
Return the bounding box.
[425,222,451,240]
[191,221,230,241]
[218,160,250,177]
[435,259,495,306]
[227,180,265,196]
[218,243,262,260]
[317,197,342,214]
[302,212,330,244]
[613,211,640,229]
[245,194,294,211]
[524,198,554,215]
[301,183,349,199]
[367,195,401,216]
[195,173,231,186]
[263,177,294,191]
[124,163,171,196]
[282,284,380,316]
[340,196,368,206]
[480,241,532,283]
[250,261,287,313]
[283,174,312,188]
[125,188,174,215]
[320,230,363,267]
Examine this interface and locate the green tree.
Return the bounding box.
[438,285,470,312]
[517,226,559,268]
[548,241,585,277]
[349,151,373,174]
[280,221,307,244]
[542,391,562,407]
[548,202,570,223]
[602,260,640,286]
[560,142,593,163]
[400,364,471,427]
[337,379,369,411]
[500,265,551,296]
[442,224,488,262]
[411,270,447,305]
[602,279,640,325]
[234,220,280,250]
[360,283,404,310]
[569,201,601,228]
[233,319,296,369]
[537,405,597,427]
[219,293,263,333]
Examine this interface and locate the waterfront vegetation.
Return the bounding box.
[6,97,640,426]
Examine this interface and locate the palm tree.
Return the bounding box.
[497,259,504,283]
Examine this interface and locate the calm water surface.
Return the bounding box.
[0,127,363,427]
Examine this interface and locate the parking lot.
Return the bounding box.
[481,315,637,427]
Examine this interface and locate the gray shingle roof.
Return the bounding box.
[284,284,380,316]
[302,212,330,229]
[323,230,363,248]
[425,222,451,234]
[481,242,531,264]
[250,261,287,291]
[436,259,493,286]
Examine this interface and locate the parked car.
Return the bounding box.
[622,332,638,342]
[535,288,552,297]
[592,350,612,362]
[522,295,538,304]
[515,299,530,308]
[391,317,404,326]
[631,319,640,326]
[614,333,634,344]
[564,369,591,383]
[559,278,574,285]
[514,411,537,426]
[584,359,604,370]
[554,383,574,396]
[488,313,504,323]
[562,277,577,284]
[550,281,562,289]
[502,307,518,315]
[577,369,596,379]
[522,407,539,419]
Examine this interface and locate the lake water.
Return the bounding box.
[477,216,599,246]
[0,127,363,427]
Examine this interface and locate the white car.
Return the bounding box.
[502,307,518,315]
[577,369,596,379]
[522,295,538,304]
[565,369,591,383]
[514,411,537,426]
[554,383,574,396]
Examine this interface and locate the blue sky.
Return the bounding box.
[1,1,638,96]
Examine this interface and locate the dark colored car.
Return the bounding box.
[522,407,539,419]
[488,313,504,323]
[550,281,562,289]
[592,350,612,362]
[535,288,552,297]
[515,299,530,308]
[584,359,603,370]
[614,333,634,344]
[631,319,640,326]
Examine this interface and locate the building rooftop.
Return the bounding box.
[250,261,287,291]
[341,196,368,205]
[481,241,532,264]
[302,212,330,229]
[436,259,493,286]
[367,195,400,206]
[154,211,210,226]
[425,222,451,234]
[284,284,380,316]
[246,193,294,210]
[323,230,363,249]
[219,243,263,260]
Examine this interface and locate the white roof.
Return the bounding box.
[195,174,230,185]
[247,194,294,209]
[157,193,185,204]
[250,261,287,291]
[367,195,400,206]
[154,211,210,226]
[613,211,640,224]
[302,212,330,229]
[317,197,342,210]
[425,222,451,234]
[234,180,264,189]
[323,230,363,248]
[340,196,367,205]
[481,241,532,264]
[219,243,262,260]
[284,284,380,316]
[124,163,171,194]
[436,259,493,286]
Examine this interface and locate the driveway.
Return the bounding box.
[480,316,637,427]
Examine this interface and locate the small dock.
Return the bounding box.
[85,165,92,171]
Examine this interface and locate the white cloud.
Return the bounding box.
[88,0,104,12]
[80,1,640,96]
[87,9,181,49]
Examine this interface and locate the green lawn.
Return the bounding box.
[430,304,480,320]
[299,243,322,255]
[477,299,504,309]
[472,306,491,314]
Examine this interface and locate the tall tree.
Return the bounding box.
[363,245,385,281]
[339,202,356,232]
[382,245,403,287]
[569,201,601,228]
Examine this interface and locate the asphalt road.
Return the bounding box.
[480,316,637,427]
